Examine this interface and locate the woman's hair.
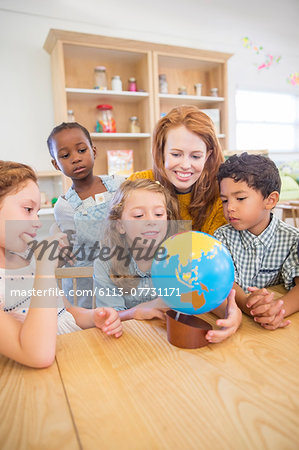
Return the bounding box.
[47,122,93,158]
[152,105,224,230]
[0,160,37,206]
[104,179,181,289]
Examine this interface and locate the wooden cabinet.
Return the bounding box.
[44,29,231,182]
[37,170,64,210]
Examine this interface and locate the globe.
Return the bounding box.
[151,231,234,315]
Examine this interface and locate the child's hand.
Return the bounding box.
[49,229,76,267]
[206,289,242,343]
[246,287,290,330]
[24,232,66,271]
[133,298,168,321]
[94,307,122,338]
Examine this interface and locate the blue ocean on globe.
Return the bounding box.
[151,231,234,315]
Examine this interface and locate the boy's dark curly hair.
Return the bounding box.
[217,152,281,198]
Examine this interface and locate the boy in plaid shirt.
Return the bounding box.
[215,153,299,330]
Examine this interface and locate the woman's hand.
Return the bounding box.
[206,289,242,343]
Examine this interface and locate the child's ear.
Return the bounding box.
[116,219,125,235]
[93,146,97,159]
[51,159,60,172]
[265,191,280,210]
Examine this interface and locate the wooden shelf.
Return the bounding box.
[66,88,149,103]
[90,133,151,139]
[44,29,231,179]
[158,94,224,104]
[38,208,55,215]
[37,170,63,177]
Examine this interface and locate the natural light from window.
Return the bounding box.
[236,90,298,153]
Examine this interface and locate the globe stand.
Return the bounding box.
[166,310,212,349]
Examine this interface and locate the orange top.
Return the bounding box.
[129,170,226,235]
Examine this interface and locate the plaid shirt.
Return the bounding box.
[214,214,299,292]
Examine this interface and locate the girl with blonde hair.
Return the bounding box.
[94,179,185,321]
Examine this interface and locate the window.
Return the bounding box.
[236,90,299,153]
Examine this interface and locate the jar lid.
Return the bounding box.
[159,74,167,79]
[130,116,138,120]
[112,75,120,79]
[95,66,106,71]
[96,104,113,110]
[128,77,136,82]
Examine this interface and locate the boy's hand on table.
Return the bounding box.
[206,289,242,343]
[246,287,290,330]
[94,307,122,338]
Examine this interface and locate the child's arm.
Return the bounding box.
[93,259,167,322]
[118,297,168,321]
[206,289,242,343]
[247,278,299,330]
[234,282,287,329]
[93,259,127,311]
[245,229,299,330]
[53,196,76,235]
[278,277,299,316]
[0,307,57,368]
[0,233,67,367]
[230,281,252,314]
[65,301,122,338]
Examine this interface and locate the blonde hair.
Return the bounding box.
[152,105,224,230]
[0,160,37,206]
[104,179,181,289]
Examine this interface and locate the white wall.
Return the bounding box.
[0,0,298,171]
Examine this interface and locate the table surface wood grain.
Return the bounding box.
[1,286,299,450]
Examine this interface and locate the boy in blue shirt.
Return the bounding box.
[215,153,299,330]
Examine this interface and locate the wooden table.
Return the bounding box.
[275,201,299,227]
[1,299,299,449]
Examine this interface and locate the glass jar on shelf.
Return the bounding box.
[111,75,122,91]
[210,87,219,97]
[128,77,137,92]
[94,66,108,90]
[194,83,202,96]
[128,116,141,133]
[178,86,187,95]
[67,109,75,122]
[95,104,116,133]
[159,74,168,94]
